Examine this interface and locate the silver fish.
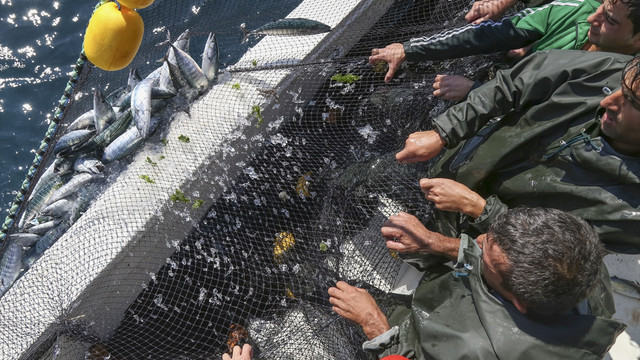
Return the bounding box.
[6,233,41,247]
[26,157,73,203]
[241,18,331,43]
[93,90,117,134]
[39,198,76,220]
[53,129,95,156]
[19,172,72,228]
[66,110,95,132]
[25,219,61,235]
[0,242,25,297]
[74,155,105,174]
[611,276,640,300]
[114,87,174,111]
[127,68,142,92]
[78,108,133,153]
[24,221,71,270]
[102,116,162,163]
[158,61,175,92]
[131,77,154,139]
[166,29,191,67]
[201,32,220,82]
[45,172,99,207]
[171,44,208,93]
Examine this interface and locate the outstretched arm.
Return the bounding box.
[395,130,446,164]
[420,178,486,219]
[369,43,406,83]
[380,212,460,259]
[328,281,391,340]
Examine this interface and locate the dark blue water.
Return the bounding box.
[0,1,95,213]
[0,0,303,219]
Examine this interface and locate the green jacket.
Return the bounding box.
[403,0,597,61]
[366,236,625,359]
[427,50,639,253]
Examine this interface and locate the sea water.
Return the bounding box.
[0,0,302,218]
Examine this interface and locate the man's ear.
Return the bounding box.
[511,296,528,314]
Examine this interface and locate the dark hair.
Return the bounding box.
[615,0,640,35]
[623,55,640,110]
[487,208,605,314]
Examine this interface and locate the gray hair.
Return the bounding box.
[487,207,605,314]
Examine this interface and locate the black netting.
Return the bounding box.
[0,0,513,359]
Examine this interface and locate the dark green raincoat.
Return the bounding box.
[366,237,626,359]
[426,50,639,253]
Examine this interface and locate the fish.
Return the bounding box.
[126,68,142,93]
[44,172,100,207]
[131,77,153,139]
[0,233,40,296]
[611,276,640,300]
[19,171,72,227]
[105,68,143,106]
[113,87,175,112]
[53,129,96,156]
[66,110,96,132]
[74,155,105,174]
[25,219,61,236]
[171,44,208,93]
[23,221,71,270]
[39,198,76,220]
[77,109,133,153]
[102,116,162,163]
[241,18,331,43]
[93,90,117,134]
[0,242,26,297]
[166,29,191,67]
[201,32,220,82]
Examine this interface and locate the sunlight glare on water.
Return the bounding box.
[0,0,94,213]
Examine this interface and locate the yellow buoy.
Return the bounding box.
[118,0,155,9]
[83,2,144,71]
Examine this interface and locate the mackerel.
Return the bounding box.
[202,32,220,82]
[241,18,331,43]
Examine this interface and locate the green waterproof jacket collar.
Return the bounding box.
[373,238,626,359]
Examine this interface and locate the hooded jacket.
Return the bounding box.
[426,50,639,253]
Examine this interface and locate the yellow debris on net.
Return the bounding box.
[273,231,296,263]
[296,172,312,198]
[285,287,296,299]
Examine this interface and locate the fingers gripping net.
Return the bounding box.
[0,0,506,358]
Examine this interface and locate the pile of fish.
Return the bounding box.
[0,29,220,298]
[0,17,334,299]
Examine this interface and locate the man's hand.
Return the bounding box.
[381,212,459,259]
[465,0,516,24]
[223,344,253,360]
[420,178,487,219]
[396,130,445,164]
[328,281,390,340]
[433,75,475,101]
[369,43,406,83]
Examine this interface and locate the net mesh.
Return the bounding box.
[0,0,515,358]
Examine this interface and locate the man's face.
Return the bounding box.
[587,0,640,54]
[600,64,640,156]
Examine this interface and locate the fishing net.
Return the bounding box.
[0,0,515,358]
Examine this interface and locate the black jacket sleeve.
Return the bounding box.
[403,18,542,61]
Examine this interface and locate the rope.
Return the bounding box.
[0,0,109,243]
